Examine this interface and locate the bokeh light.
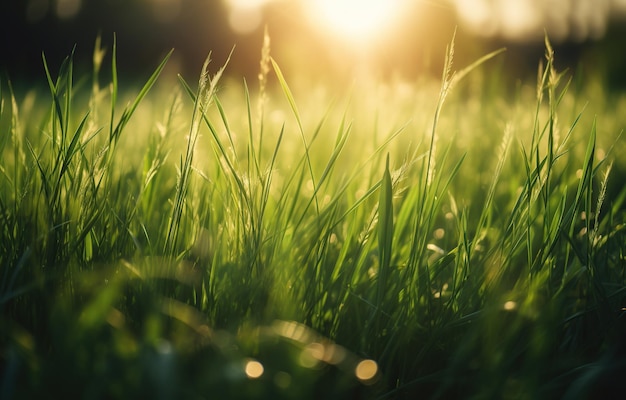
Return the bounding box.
[244,359,264,379]
[452,0,626,42]
[26,0,49,23]
[56,0,81,19]
[273,371,292,388]
[355,359,379,383]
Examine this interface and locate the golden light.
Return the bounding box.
[225,0,271,34]
[355,359,379,383]
[305,0,408,44]
[244,359,264,379]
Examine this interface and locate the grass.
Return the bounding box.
[1,33,626,399]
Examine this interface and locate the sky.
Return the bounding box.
[1,0,625,84]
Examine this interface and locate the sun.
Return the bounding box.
[305,0,407,44]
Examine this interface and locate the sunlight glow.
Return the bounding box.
[225,0,271,34]
[305,0,408,44]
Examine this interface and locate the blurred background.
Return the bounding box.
[1,0,625,88]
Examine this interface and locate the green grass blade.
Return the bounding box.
[110,48,174,143]
[109,34,118,141]
[270,57,319,214]
[377,154,394,309]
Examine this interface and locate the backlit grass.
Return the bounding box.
[1,34,625,399]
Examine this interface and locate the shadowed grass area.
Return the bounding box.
[1,33,625,399]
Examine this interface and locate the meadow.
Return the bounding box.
[1,34,626,399]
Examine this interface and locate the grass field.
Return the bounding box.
[1,34,626,399]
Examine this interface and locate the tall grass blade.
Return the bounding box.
[110,48,173,143]
[377,154,394,310]
[270,58,319,214]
